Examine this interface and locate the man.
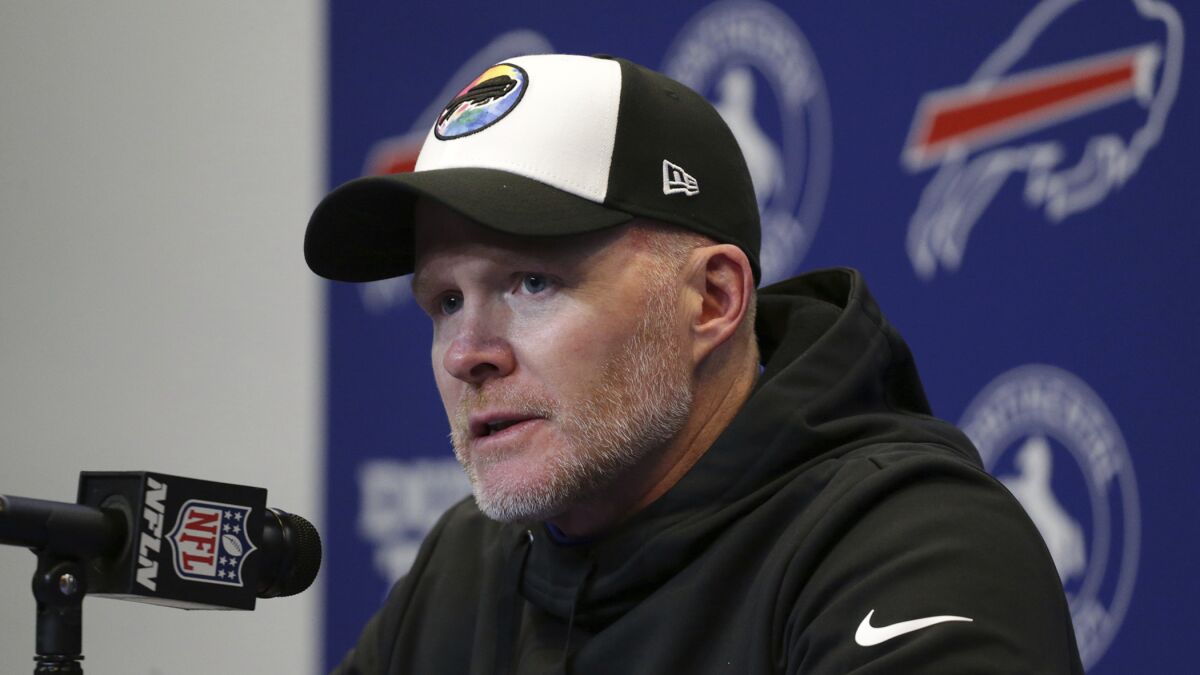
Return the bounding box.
[306,54,1083,673]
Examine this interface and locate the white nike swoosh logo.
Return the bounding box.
[854,609,973,646]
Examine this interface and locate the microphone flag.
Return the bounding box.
[77,471,268,610]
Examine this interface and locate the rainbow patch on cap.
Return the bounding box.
[435,63,528,140]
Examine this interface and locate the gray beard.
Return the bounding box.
[449,286,694,524]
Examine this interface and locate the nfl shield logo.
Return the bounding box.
[167,499,257,587]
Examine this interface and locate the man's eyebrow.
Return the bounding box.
[409,272,430,298]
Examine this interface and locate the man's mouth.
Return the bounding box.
[469,413,543,439]
[485,420,521,435]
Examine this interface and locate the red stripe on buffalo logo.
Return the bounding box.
[904,44,1159,169]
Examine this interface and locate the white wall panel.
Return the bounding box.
[0,2,324,673]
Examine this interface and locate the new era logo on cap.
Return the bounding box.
[662,159,699,196]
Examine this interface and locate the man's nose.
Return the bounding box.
[442,328,516,385]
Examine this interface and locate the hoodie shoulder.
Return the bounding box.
[336,496,513,675]
[783,448,1083,674]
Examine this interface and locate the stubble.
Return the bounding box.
[449,275,694,524]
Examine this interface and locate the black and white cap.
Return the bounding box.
[305,54,761,282]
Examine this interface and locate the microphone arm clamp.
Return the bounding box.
[1,494,125,675]
[31,549,87,674]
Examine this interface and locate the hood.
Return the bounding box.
[514,267,980,629]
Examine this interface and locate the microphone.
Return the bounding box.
[0,471,322,610]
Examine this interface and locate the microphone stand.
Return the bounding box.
[1,494,128,675]
[32,548,87,674]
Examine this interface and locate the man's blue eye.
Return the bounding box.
[439,293,463,315]
[522,274,549,294]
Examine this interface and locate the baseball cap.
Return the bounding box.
[304,54,761,283]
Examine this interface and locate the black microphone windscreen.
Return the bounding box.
[258,508,322,598]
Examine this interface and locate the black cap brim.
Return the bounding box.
[305,168,634,282]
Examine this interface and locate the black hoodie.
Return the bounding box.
[334,268,1084,674]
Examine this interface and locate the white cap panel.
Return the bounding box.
[414,54,622,203]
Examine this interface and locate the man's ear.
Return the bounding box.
[684,244,755,366]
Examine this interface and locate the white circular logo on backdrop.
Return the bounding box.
[662,0,832,285]
[960,364,1140,669]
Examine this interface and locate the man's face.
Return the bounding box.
[412,201,694,524]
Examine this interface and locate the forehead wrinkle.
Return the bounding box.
[418,235,586,281]
[412,197,656,287]
[419,225,631,279]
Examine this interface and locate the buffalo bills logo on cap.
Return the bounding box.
[435,63,528,140]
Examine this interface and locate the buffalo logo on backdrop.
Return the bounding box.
[357,30,555,315]
[357,459,471,584]
[959,364,1141,670]
[662,0,832,284]
[166,500,257,587]
[901,0,1184,279]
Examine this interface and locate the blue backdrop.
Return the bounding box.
[322,1,1198,671]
